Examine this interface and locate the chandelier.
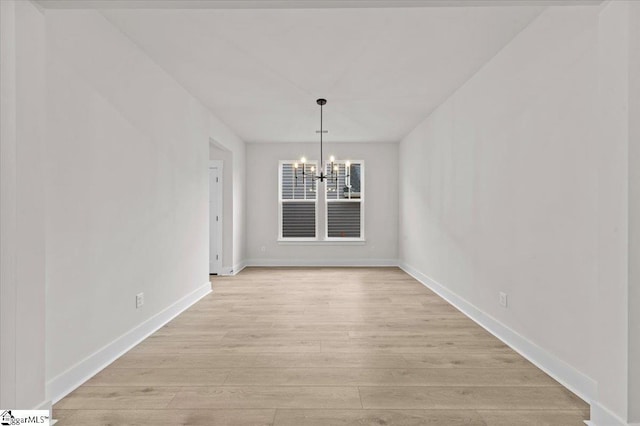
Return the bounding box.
[294,98,350,189]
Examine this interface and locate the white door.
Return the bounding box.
[209,166,221,274]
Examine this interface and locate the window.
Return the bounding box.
[279,161,318,239]
[279,160,364,242]
[325,161,364,240]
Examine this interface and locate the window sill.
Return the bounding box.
[278,239,366,246]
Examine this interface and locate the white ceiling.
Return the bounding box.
[93,5,547,143]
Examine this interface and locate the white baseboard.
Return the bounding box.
[217,260,247,276]
[399,262,597,405]
[588,401,635,426]
[47,281,212,404]
[34,399,51,411]
[245,258,399,267]
[34,400,54,425]
[231,260,246,275]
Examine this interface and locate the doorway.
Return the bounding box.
[209,161,223,274]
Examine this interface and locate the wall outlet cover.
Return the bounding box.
[499,292,508,308]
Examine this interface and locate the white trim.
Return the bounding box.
[399,262,597,405]
[322,237,365,243]
[246,258,398,267]
[231,260,247,275]
[219,267,233,276]
[218,260,247,276]
[34,399,53,425]
[277,237,319,243]
[587,401,633,426]
[209,137,231,153]
[34,399,51,411]
[209,161,223,275]
[47,282,212,404]
[278,240,365,245]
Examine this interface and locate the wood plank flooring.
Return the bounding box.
[53,267,589,425]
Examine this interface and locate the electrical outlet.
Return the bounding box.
[136,292,144,309]
[499,292,508,308]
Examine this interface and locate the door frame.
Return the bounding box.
[209,160,223,275]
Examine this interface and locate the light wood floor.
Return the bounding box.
[54,267,589,425]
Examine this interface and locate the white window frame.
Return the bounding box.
[278,160,319,242]
[278,159,365,243]
[324,160,365,242]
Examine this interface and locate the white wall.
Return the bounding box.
[626,3,640,422]
[15,0,47,409]
[595,2,640,423]
[399,3,638,424]
[593,1,630,422]
[0,0,47,410]
[0,0,18,408]
[593,4,640,423]
[45,9,244,402]
[400,4,600,380]
[246,142,398,265]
